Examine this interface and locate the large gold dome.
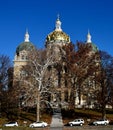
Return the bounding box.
[46,30,70,43]
[46,17,70,44]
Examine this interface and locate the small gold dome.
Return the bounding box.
[46,16,70,45]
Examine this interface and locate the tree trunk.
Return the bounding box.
[102,104,106,119]
[78,86,81,105]
[36,92,40,122]
[101,70,106,119]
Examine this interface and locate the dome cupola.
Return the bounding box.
[45,15,70,46]
[86,30,98,52]
[16,30,34,55]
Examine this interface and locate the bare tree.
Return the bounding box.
[0,54,12,117]
[18,48,56,121]
[0,54,12,90]
[96,51,113,119]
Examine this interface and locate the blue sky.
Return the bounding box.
[0,0,113,61]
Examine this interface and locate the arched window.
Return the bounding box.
[21,55,25,60]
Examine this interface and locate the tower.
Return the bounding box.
[13,30,35,79]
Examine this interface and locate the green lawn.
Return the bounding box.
[0,127,50,130]
[62,108,113,124]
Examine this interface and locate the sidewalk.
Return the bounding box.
[50,108,63,130]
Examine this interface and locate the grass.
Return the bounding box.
[0,109,52,127]
[0,127,50,130]
[62,108,113,125]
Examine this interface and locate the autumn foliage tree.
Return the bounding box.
[62,41,100,108]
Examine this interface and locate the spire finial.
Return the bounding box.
[55,14,62,31]
[88,29,90,34]
[57,14,60,20]
[24,29,30,42]
[87,29,92,43]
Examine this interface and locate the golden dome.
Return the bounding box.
[46,30,70,43]
[46,16,70,44]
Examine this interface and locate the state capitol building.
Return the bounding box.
[13,16,100,109]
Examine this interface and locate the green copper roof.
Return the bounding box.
[90,42,98,52]
[16,41,34,54]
